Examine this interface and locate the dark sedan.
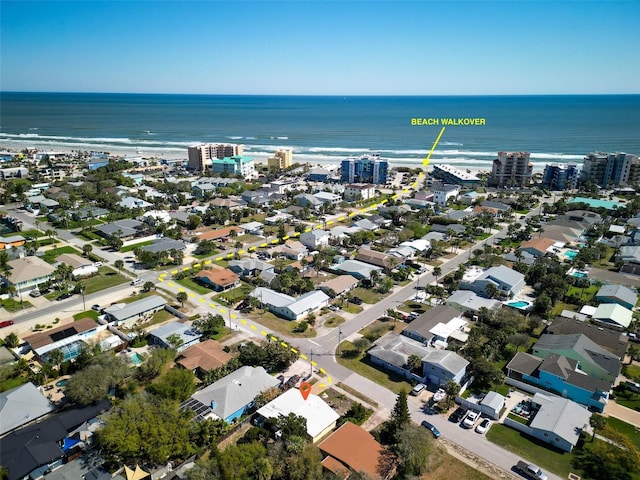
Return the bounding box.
[448,407,466,423]
[421,420,441,438]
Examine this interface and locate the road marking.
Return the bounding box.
[260,243,268,247]
[219,308,226,313]
[308,340,320,346]
[291,348,298,354]
[238,250,245,255]
[270,336,279,342]
[199,298,205,303]
[240,319,247,325]
[209,303,216,308]
[282,235,289,240]
[188,292,195,297]
[311,361,317,367]
[215,256,223,261]
[250,325,257,330]
[326,220,334,225]
[280,342,288,347]
[203,259,211,264]
[319,368,326,374]
[338,216,345,221]
[171,270,178,275]
[260,330,267,336]
[327,377,332,383]
[305,227,312,232]
[182,267,190,271]
[230,313,237,319]
[193,263,201,268]
[167,282,174,287]
[178,287,185,292]
[300,354,308,360]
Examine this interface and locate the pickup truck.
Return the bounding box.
[515,460,548,480]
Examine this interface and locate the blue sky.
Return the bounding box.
[1,1,638,95]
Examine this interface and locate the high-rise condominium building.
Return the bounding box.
[580,152,640,187]
[188,144,244,172]
[490,152,533,187]
[267,148,293,170]
[340,154,388,185]
[542,163,580,191]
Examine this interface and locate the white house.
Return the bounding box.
[250,287,329,321]
[300,230,331,250]
[344,183,376,201]
[433,184,460,205]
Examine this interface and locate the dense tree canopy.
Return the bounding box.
[65,353,129,406]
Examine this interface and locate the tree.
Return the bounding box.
[353,338,371,353]
[193,313,225,339]
[143,281,155,292]
[432,266,441,284]
[177,291,188,307]
[443,379,461,408]
[96,392,194,466]
[48,348,65,370]
[3,332,19,348]
[276,413,307,438]
[589,413,607,442]
[380,389,411,446]
[65,353,129,406]
[82,244,93,257]
[147,368,196,402]
[114,259,124,273]
[165,333,184,351]
[407,354,422,373]
[394,423,438,477]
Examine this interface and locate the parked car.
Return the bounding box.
[475,418,491,434]
[462,410,479,429]
[29,289,41,298]
[130,279,143,286]
[449,407,467,423]
[56,292,72,301]
[410,383,426,396]
[420,421,441,438]
[515,460,548,480]
[0,320,14,328]
[91,304,102,312]
[350,296,363,305]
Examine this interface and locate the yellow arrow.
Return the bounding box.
[423,126,446,166]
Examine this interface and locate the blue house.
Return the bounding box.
[184,366,280,424]
[506,352,611,412]
[595,284,638,310]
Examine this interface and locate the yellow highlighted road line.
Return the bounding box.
[204,259,211,264]
[182,267,190,271]
[230,314,237,319]
[194,263,201,268]
[338,216,345,221]
[301,354,308,360]
[250,325,257,330]
[423,126,446,166]
[291,348,298,354]
[328,377,332,383]
[280,342,288,347]
[319,383,326,387]
[238,250,245,255]
[199,298,205,303]
[260,330,267,336]
[167,282,174,287]
[240,319,247,325]
[260,243,268,247]
[188,292,195,297]
[326,220,333,225]
[215,257,223,261]
[219,308,226,313]
[319,368,326,375]
[282,235,289,240]
[209,303,216,308]
[171,270,178,275]
[270,336,279,342]
[305,228,312,232]
[178,287,185,292]
[311,361,318,367]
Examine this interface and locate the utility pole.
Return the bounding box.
[338,328,342,356]
[310,349,313,377]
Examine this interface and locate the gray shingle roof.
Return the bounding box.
[422,349,469,376]
[596,284,638,307]
[529,393,591,448]
[480,265,524,288]
[0,383,54,436]
[104,295,166,322]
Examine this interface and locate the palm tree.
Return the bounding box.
[114,259,124,274]
[82,244,93,257]
[407,354,422,373]
[443,380,461,408]
[589,413,606,442]
[177,291,187,307]
[432,266,442,285]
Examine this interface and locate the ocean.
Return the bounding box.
[1,92,639,172]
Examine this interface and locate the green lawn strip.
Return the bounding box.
[240,310,317,338]
[486,424,575,478]
[359,318,402,343]
[0,298,33,312]
[623,364,640,381]
[73,310,99,321]
[120,240,154,253]
[42,245,82,263]
[174,277,213,295]
[337,340,414,395]
[324,316,345,328]
[335,382,379,408]
[604,416,640,450]
[80,267,128,294]
[551,302,577,317]
[0,376,29,393]
[615,395,640,411]
[212,282,254,305]
[565,284,599,302]
[350,287,386,304]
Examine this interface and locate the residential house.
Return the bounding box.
[352,218,379,232]
[95,219,145,240]
[539,219,587,244]
[308,168,332,182]
[318,275,359,297]
[344,183,376,201]
[56,253,98,279]
[249,287,329,321]
[474,200,512,218]
[368,332,469,386]
[4,256,56,294]
[196,225,244,242]
[103,295,167,328]
[176,339,233,378]
[459,265,525,298]
[210,197,245,210]
[430,223,466,236]
[118,196,153,210]
[458,391,506,420]
[271,240,308,261]
[333,259,383,280]
[70,206,109,221]
[545,317,629,358]
[195,268,239,291]
[506,352,610,412]
[596,284,638,310]
[238,221,264,236]
[519,237,558,258]
[445,290,503,314]
[228,258,274,278]
[402,305,463,344]
[617,245,640,275]
[149,322,202,353]
[318,422,390,480]
[183,366,280,424]
[433,183,460,205]
[592,303,633,329]
[256,388,340,443]
[314,191,341,206]
[504,393,590,452]
[355,247,400,272]
[0,399,110,480]
[140,238,186,254]
[460,191,484,205]
[0,383,54,436]
[300,229,331,250]
[295,193,323,210]
[533,333,621,383]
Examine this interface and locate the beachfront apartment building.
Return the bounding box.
[210,155,255,178]
[267,148,293,170]
[431,164,480,187]
[187,143,244,171]
[490,151,533,187]
[542,163,580,190]
[340,154,388,185]
[580,152,640,187]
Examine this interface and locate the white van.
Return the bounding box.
[130,279,143,286]
[411,383,426,396]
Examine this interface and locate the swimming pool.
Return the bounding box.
[507,301,530,309]
[565,251,578,259]
[55,379,68,387]
[573,272,587,278]
[129,353,144,365]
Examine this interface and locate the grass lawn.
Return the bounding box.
[486,424,576,478]
[623,364,640,381]
[350,287,387,304]
[212,282,253,306]
[359,318,403,343]
[342,304,364,314]
[242,310,317,338]
[335,382,378,408]
[42,245,82,263]
[81,267,128,294]
[551,301,576,317]
[0,298,33,312]
[337,340,414,395]
[604,416,640,450]
[175,276,212,295]
[120,240,154,253]
[0,375,29,393]
[324,315,345,328]
[420,451,494,480]
[73,310,99,321]
[614,391,640,411]
[566,284,599,303]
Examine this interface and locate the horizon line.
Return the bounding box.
[2,91,640,98]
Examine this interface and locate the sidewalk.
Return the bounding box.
[605,400,640,426]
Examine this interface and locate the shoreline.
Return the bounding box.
[0,139,567,175]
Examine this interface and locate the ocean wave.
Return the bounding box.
[226,136,243,140]
[441,141,463,146]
